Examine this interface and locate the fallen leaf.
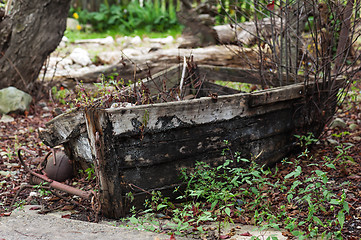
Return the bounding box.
[348,174,361,180]
[267,0,275,10]
[219,234,231,239]
[61,205,74,211]
[240,232,252,236]
[49,196,60,201]
[282,231,294,237]
[0,212,12,217]
[29,206,41,210]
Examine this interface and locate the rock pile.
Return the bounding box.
[40,35,178,81]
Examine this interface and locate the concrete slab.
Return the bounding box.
[0,206,286,240]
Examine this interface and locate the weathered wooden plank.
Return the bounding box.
[85,98,309,218]
[102,81,308,137]
[40,109,87,147]
[248,83,305,107]
[138,64,181,96]
[40,74,308,168]
[248,77,345,107]
[197,65,305,87]
[197,65,265,85]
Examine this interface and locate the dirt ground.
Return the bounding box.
[0,205,287,240]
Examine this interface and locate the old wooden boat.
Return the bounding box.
[40,64,337,218]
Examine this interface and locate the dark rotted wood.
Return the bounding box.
[40,109,87,147]
[85,107,128,218]
[100,108,299,185]
[84,84,315,218]
[39,65,246,166]
[40,65,338,219]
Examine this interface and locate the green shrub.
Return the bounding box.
[70,0,180,33]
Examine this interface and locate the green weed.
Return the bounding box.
[33,182,52,197]
[13,200,26,210]
[51,86,72,106]
[123,135,350,239]
[79,164,96,181]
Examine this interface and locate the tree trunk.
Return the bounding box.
[0,0,71,93]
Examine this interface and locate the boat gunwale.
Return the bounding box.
[103,81,306,114]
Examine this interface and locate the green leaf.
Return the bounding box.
[313,216,324,226]
[325,163,336,169]
[298,221,306,226]
[285,166,302,179]
[343,201,350,213]
[129,216,139,225]
[291,230,305,237]
[330,199,340,205]
[315,170,325,177]
[156,204,168,211]
[287,193,293,203]
[337,211,345,229]
[224,207,231,217]
[211,200,218,210]
[285,222,296,231]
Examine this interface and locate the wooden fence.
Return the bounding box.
[70,0,246,25]
[71,0,183,12]
[70,0,239,12]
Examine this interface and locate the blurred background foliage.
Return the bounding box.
[68,0,274,35]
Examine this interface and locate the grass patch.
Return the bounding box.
[64,27,182,42]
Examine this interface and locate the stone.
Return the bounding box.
[0,87,32,114]
[62,36,69,43]
[0,114,14,123]
[74,36,114,45]
[102,36,115,45]
[69,48,92,67]
[66,18,80,31]
[58,58,73,68]
[37,102,47,108]
[130,36,142,45]
[352,136,361,142]
[47,57,73,69]
[149,36,174,45]
[97,51,123,65]
[349,123,359,131]
[58,36,69,48]
[97,49,144,65]
[327,138,339,145]
[329,118,347,129]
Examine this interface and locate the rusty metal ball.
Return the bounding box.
[45,151,73,182]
